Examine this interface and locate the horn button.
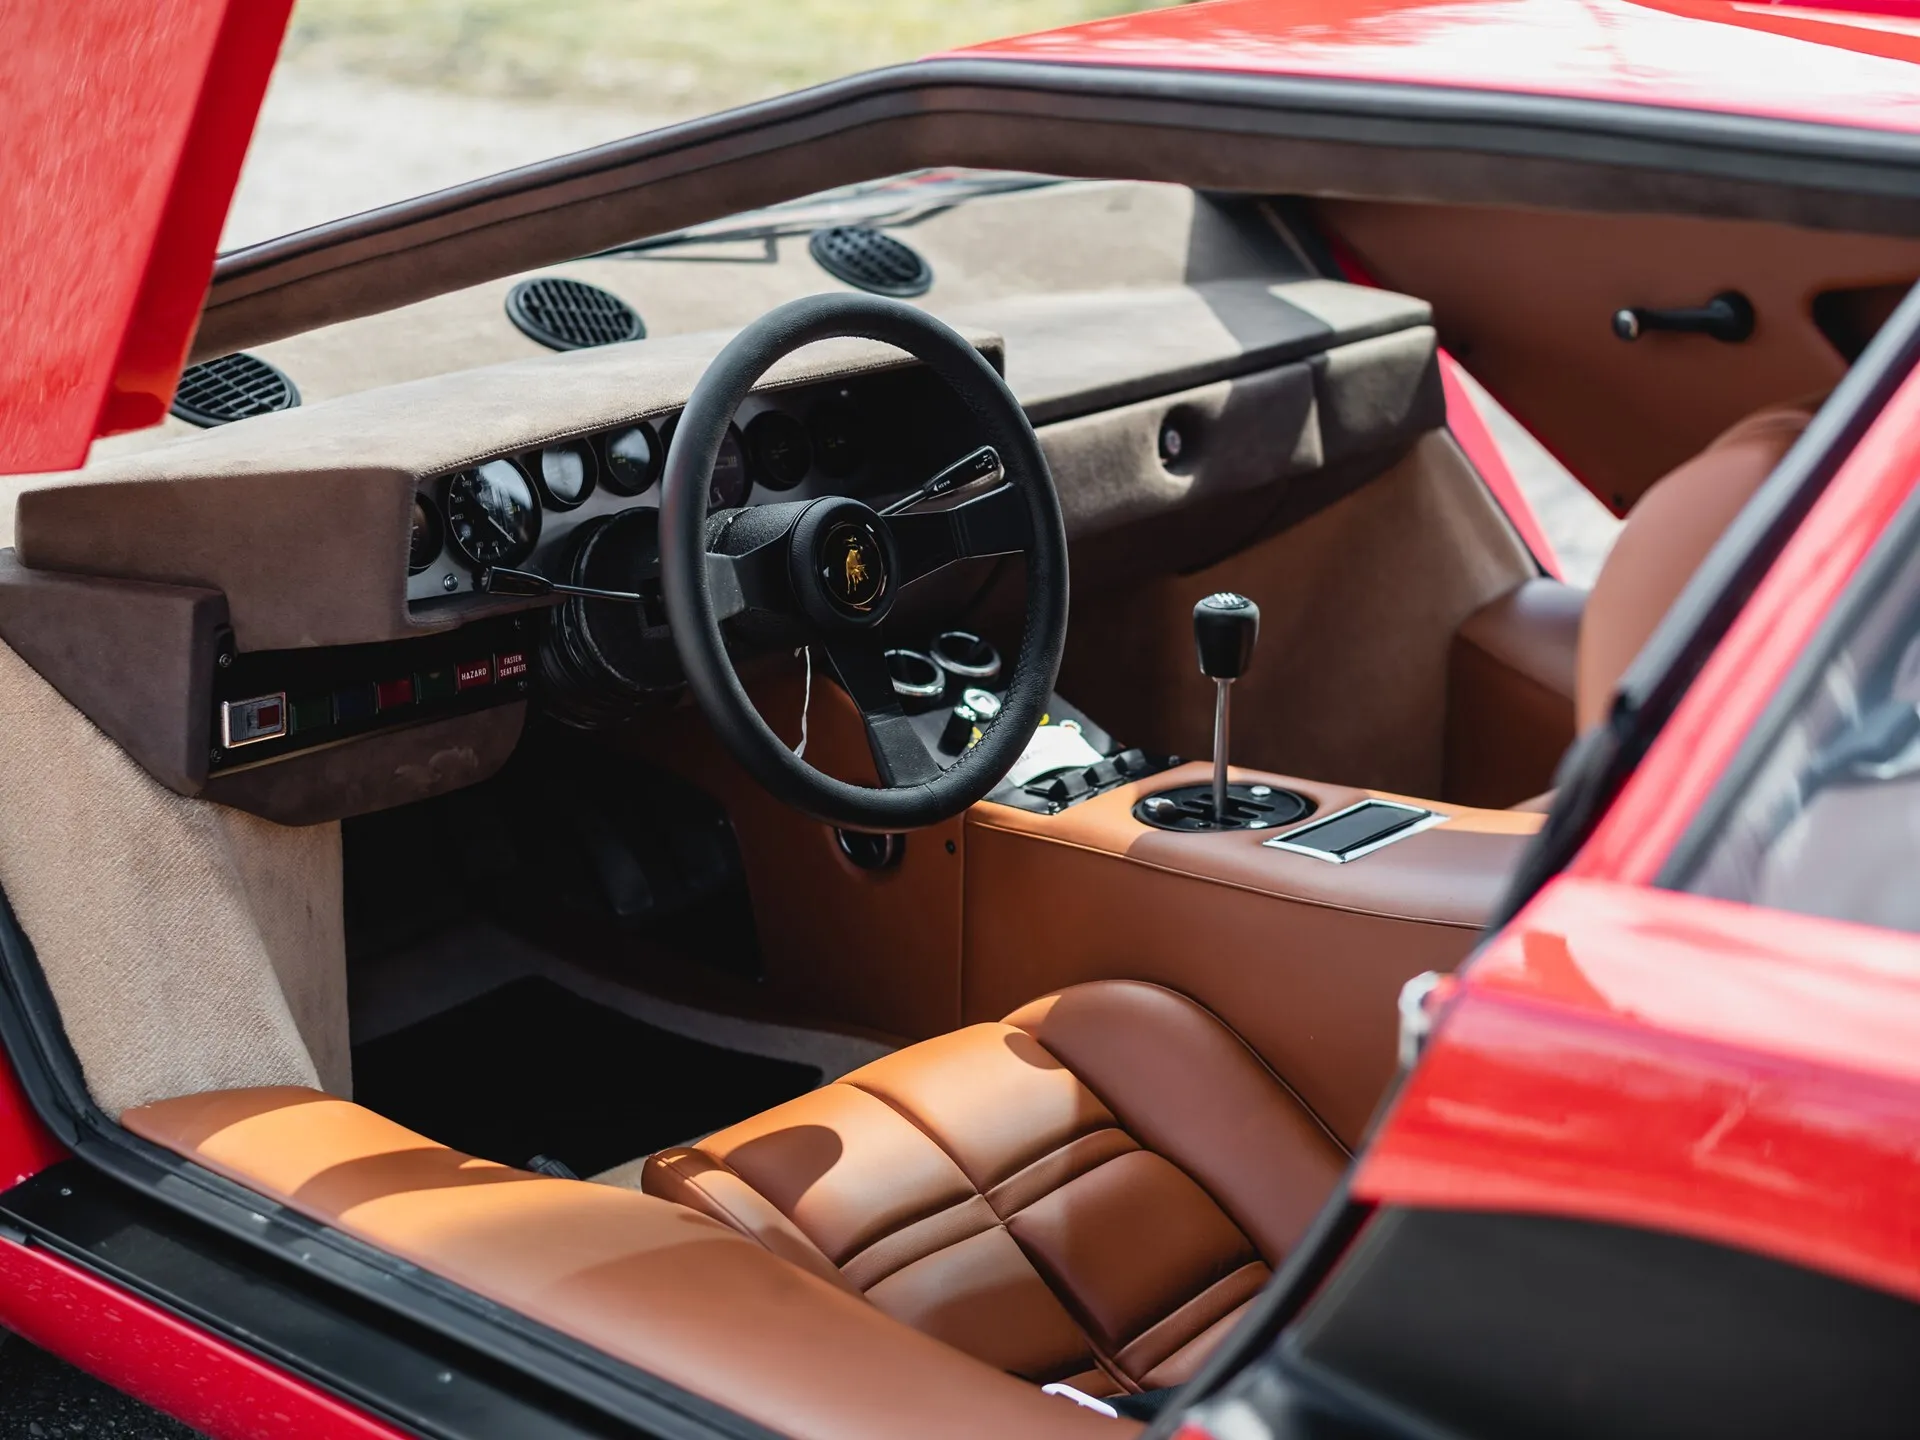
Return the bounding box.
[788,497,898,628]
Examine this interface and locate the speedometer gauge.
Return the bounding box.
[444,458,541,569]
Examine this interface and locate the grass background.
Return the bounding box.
[281,0,1183,112]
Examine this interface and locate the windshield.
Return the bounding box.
[221,0,1171,250]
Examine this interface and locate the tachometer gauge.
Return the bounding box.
[809,398,865,479]
[746,410,812,491]
[408,493,444,575]
[444,458,541,568]
[710,424,750,509]
[536,441,596,509]
[661,415,752,510]
[602,423,660,496]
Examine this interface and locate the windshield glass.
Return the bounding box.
[221,0,1172,250]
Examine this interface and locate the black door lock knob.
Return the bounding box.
[1612,291,1754,344]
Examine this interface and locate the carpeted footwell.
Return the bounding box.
[352,976,820,1175]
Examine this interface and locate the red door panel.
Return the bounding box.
[0,0,292,474]
[0,1235,409,1439]
[1357,877,1920,1305]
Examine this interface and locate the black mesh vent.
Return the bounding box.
[169,352,300,428]
[505,278,645,351]
[808,226,933,298]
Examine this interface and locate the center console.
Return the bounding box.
[633,595,1542,1149]
[952,588,1540,1147]
[964,763,1542,1149]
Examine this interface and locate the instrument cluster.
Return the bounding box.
[407,387,876,608]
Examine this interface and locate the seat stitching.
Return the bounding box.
[656,1151,809,1256]
[997,1215,1139,1392]
[1112,1259,1268,1376]
[840,1193,1000,1289]
[1013,982,1349,1160]
[838,1077,986,1188]
[987,1137,1134,1222]
[838,1079,1122,1377]
[1009,996,1337,1262]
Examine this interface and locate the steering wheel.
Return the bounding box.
[658,293,1069,832]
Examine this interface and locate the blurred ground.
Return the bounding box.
[279,0,1170,112]
[222,0,1173,247]
[222,68,676,247]
[0,1330,201,1440]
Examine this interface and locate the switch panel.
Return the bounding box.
[209,614,534,773]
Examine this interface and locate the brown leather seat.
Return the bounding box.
[124,1087,1127,1440]
[619,980,1345,1400]
[1448,402,1816,806]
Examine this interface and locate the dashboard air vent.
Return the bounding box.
[808,226,933,298]
[506,278,645,351]
[169,352,300,428]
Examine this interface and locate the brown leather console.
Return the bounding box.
[627,980,1344,1399]
[965,763,1542,1148]
[123,1087,1131,1440]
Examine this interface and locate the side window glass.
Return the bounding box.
[1683,536,1920,931]
[1449,366,1621,587]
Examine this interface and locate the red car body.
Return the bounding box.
[7,0,1920,1434]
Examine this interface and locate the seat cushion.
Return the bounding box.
[122,1088,1125,1440]
[629,980,1346,1397]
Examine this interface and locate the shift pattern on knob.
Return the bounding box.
[1194,592,1260,680]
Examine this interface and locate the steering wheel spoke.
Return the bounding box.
[821,638,944,786]
[890,482,1032,585]
[706,536,792,621]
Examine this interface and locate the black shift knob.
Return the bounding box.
[1194,592,1260,680]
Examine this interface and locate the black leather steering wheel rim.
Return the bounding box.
[659,293,1069,832]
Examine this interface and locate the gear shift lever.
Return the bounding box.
[1134,592,1304,832]
[1194,593,1259,823]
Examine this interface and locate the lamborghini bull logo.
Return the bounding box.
[843,541,869,593]
[820,521,887,613]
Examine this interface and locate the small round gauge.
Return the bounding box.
[444,458,541,569]
[536,441,596,509]
[409,493,444,575]
[710,424,750,509]
[809,398,865,479]
[602,422,660,496]
[661,415,751,511]
[746,410,813,491]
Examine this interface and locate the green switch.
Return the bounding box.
[288,694,334,735]
[415,667,456,703]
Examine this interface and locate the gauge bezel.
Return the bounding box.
[662,413,751,511]
[745,409,814,492]
[441,457,543,570]
[808,398,866,479]
[408,491,445,576]
[600,421,662,497]
[533,439,598,511]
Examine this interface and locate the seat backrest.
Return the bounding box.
[1576,404,1815,732]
